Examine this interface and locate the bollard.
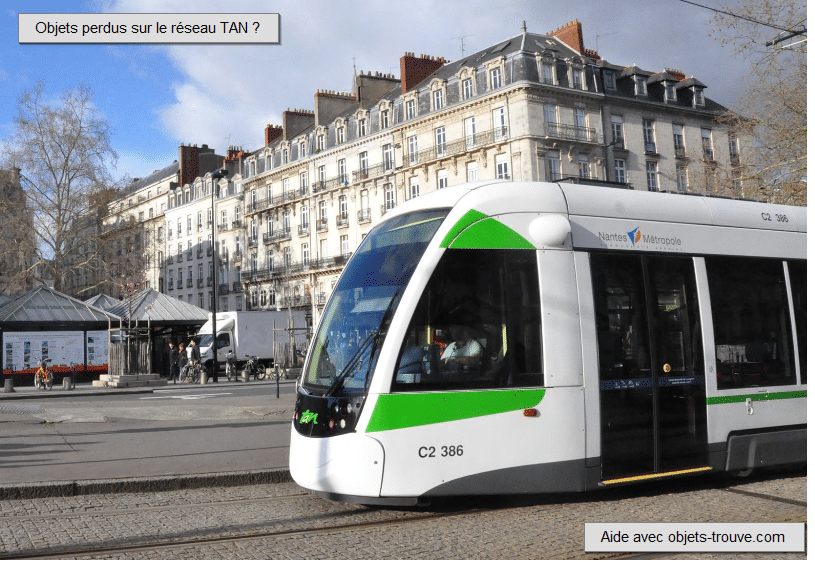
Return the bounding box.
[62,375,75,390]
[241,369,250,382]
[3,378,14,393]
[199,368,207,384]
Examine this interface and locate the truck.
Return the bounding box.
[197,310,308,376]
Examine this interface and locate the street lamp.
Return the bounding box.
[209,167,229,382]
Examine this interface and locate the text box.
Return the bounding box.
[585,522,805,552]
[19,13,280,44]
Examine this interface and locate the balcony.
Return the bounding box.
[336,214,349,228]
[232,281,242,292]
[297,224,309,237]
[546,123,598,144]
[197,278,204,288]
[644,142,659,156]
[316,218,328,232]
[186,279,193,288]
[248,236,258,248]
[675,146,687,159]
[357,208,371,223]
[263,228,291,244]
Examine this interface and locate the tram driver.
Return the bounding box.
[441,324,484,370]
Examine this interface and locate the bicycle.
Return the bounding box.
[34,358,54,391]
[244,355,267,380]
[179,361,205,383]
[225,351,238,382]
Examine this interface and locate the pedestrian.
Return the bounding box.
[188,338,201,364]
[177,343,188,382]
[168,342,179,383]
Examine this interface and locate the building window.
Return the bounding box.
[542,64,554,85]
[338,159,347,184]
[693,87,705,107]
[302,243,309,265]
[336,126,345,144]
[383,143,394,171]
[571,67,583,90]
[635,75,647,96]
[462,78,473,100]
[573,108,587,141]
[437,169,448,189]
[384,183,396,210]
[544,104,557,126]
[408,135,418,165]
[340,235,349,257]
[317,134,325,151]
[381,109,390,128]
[435,126,446,157]
[603,70,616,91]
[614,159,627,184]
[406,99,416,120]
[547,153,561,181]
[492,107,506,140]
[433,88,444,110]
[465,117,476,149]
[467,161,478,182]
[409,176,420,199]
[490,67,502,89]
[611,114,624,146]
[646,161,659,191]
[676,164,689,192]
[665,82,676,101]
[578,154,590,179]
[701,128,714,160]
[339,195,348,220]
[643,120,656,154]
[236,296,243,311]
[359,151,368,176]
[673,123,685,155]
[496,155,509,180]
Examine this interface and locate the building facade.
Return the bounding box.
[96,20,749,331]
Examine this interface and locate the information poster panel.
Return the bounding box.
[85,330,109,373]
[3,331,86,375]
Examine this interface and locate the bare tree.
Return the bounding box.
[1,82,119,293]
[708,0,806,205]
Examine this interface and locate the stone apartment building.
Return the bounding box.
[97,20,748,329]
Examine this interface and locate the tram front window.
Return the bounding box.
[302,209,449,395]
[393,249,543,391]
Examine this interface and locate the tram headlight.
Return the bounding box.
[339,418,347,429]
[328,418,335,430]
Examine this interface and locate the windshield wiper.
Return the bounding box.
[324,291,400,397]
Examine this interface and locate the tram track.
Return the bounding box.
[6,505,493,560]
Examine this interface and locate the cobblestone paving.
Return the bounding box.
[0,472,805,560]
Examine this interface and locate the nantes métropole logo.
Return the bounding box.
[627,227,642,246]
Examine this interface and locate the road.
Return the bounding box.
[0,382,296,485]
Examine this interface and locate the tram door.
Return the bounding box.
[591,254,708,480]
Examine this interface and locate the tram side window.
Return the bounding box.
[392,249,542,391]
[787,260,806,384]
[707,257,795,389]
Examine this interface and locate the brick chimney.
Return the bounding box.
[314,90,356,126]
[282,109,315,141]
[355,71,400,106]
[264,124,283,146]
[224,145,246,163]
[400,52,446,94]
[178,143,215,187]
[550,20,585,55]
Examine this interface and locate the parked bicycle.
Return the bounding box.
[243,355,267,380]
[34,358,54,391]
[179,360,205,383]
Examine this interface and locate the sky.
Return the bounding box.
[0,0,767,182]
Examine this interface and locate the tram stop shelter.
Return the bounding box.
[95,289,209,380]
[0,285,121,386]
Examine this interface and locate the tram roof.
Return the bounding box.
[386,181,806,234]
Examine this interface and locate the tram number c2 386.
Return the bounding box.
[418,445,464,458]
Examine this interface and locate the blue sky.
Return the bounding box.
[2,0,758,182]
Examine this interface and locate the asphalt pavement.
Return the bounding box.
[0,377,296,499]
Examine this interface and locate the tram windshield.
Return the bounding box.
[302,209,450,395]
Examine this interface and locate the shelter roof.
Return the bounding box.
[84,294,120,310]
[0,286,120,324]
[106,289,209,325]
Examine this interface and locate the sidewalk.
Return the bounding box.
[0,376,296,499]
[0,375,293,400]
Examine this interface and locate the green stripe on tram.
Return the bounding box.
[440,209,535,250]
[707,390,806,405]
[366,388,545,433]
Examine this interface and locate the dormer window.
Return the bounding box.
[406,99,416,120]
[693,87,705,107]
[571,67,583,90]
[381,109,390,128]
[336,125,345,144]
[462,78,473,100]
[490,67,502,89]
[603,70,616,91]
[664,82,676,102]
[299,141,306,158]
[317,133,325,151]
[358,118,367,137]
[282,149,288,164]
[542,63,555,85]
[635,75,648,96]
[433,88,444,110]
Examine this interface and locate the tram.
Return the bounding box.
[289,180,806,505]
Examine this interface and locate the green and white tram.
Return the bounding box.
[289,181,806,505]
